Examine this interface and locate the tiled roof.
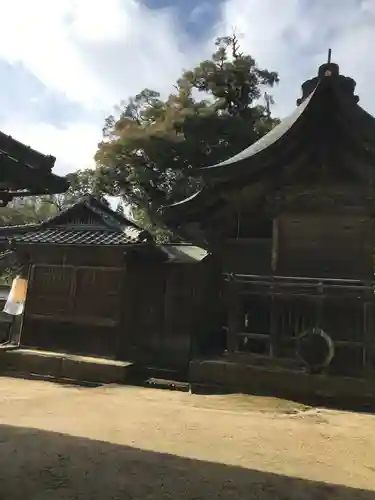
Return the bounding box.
[0,130,69,198]
[14,227,147,246]
[0,130,56,171]
[160,62,375,231]
[0,223,40,237]
[0,196,153,247]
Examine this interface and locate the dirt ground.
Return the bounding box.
[0,377,374,499]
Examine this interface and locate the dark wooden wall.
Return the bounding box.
[119,255,223,372]
[28,246,125,267]
[276,214,374,279]
[219,238,272,275]
[19,245,222,371]
[21,245,125,358]
[218,213,374,280]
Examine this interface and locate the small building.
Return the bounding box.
[161,59,375,393]
[0,131,68,206]
[0,196,221,376]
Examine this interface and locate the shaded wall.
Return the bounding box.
[276,214,374,279]
[21,319,120,358]
[119,255,223,372]
[19,246,223,370]
[21,246,125,358]
[219,238,272,275]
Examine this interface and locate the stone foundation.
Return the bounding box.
[189,356,375,403]
[0,348,137,384]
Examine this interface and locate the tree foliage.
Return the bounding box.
[0,169,101,283]
[95,35,280,234]
[0,169,98,226]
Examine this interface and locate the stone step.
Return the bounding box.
[0,348,137,385]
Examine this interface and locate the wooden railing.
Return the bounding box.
[224,272,375,377]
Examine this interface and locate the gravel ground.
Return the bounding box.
[0,377,374,499]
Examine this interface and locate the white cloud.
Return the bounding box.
[0,0,208,174]
[189,2,215,24]
[0,0,375,175]
[1,120,100,174]
[0,0,200,111]
[218,0,375,116]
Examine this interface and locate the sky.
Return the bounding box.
[0,0,374,176]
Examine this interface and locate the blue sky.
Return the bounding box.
[0,0,374,176]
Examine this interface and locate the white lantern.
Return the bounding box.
[3,276,28,316]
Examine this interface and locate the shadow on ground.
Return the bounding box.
[0,424,373,500]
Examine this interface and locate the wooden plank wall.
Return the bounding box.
[122,259,223,371]
[276,214,374,279]
[20,246,125,358]
[220,238,272,274]
[20,247,222,368]
[25,264,123,325]
[123,263,197,370]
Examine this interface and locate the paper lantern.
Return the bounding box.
[3,276,28,316]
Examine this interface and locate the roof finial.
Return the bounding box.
[297,51,359,105]
[327,48,332,64]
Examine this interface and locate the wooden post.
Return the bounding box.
[315,282,324,326]
[269,294,278,357]
[271,218,279,274]
[227,275,241,353]
[116,265,128,361]
[363,301,374,377]
[69,266,77,318]
[270,218,279,357]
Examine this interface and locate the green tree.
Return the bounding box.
[95,34,280,237]
[0,197,58,226]
[0,169,102,283]
[46,169,101,212]
[0,169,99,226]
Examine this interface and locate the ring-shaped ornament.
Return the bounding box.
[296,327,335,370]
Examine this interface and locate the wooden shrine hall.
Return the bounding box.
[160,58,375,396]
[0,196,221,376]
[1,58,375,400]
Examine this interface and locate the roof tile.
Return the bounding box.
[14,227,144,246]
[0,196,152,247]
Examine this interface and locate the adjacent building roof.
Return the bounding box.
[0,196,211,264]
[0,195,152,247]
[0,131,69,205]
[160,61,375,228]
[160,244,209,263]
[13,228,146,246]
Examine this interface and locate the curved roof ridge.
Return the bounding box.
[201,84,318,174]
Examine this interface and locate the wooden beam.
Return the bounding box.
[271,218,279,273]
[363,301,374,378]
[227,276,241,352]
[269,295,279,357]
